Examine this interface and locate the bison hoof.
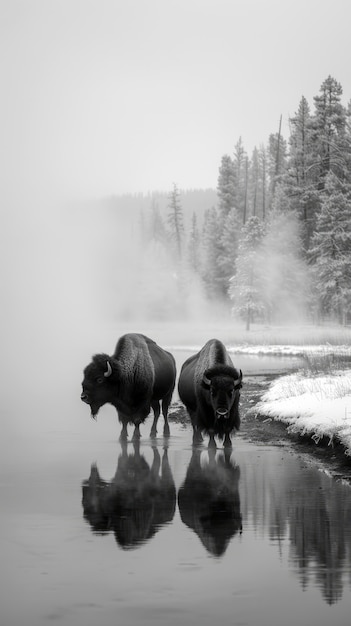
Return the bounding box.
[150,428,157,438]
[223,436,232,448]
[163,424,170,437]
[192,431,203,445]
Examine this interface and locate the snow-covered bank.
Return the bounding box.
[251,368,351,457]
[229,344,351,357]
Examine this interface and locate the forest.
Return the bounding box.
[105,76,351,328]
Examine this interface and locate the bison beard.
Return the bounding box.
[81,333,176,440]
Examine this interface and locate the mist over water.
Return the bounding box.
[1,186,313,446]
[0,192,208,438]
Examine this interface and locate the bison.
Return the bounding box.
[178,338,242,447]
[82,442,176,549]
[81,333,176,440]
[178,447,242,556]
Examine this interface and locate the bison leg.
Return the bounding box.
[119,424,128,441]
[161,391,173,437]
[132,423,141,440]
[223,433,232,448]
[208,431,217,448]
[150,400,161,437]
[192,426,203,445]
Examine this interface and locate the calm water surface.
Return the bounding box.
[1,350,351,626]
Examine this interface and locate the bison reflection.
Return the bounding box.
[82,443,176,549]
[178,448,242,556]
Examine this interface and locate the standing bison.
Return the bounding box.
[178,338,242,447]
[81,333,176,440]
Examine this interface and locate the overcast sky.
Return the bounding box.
[1,0,350,199]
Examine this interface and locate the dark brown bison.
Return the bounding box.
[81,333,176,440]
[81,442,176,549]
[178,448,242,556]
[178,338,242,447]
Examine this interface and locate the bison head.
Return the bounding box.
[81,353,115,419]
[201,365,242,421]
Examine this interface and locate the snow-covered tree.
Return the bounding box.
[202,207,227,300]
[217,207,242,289]
[309,172,351,323]
[187,212,201,273]
[286,96,318,247]
[229,216,266,329]
[167,183,184,258]
[312,76,347,187]
[268,120,287,198]
[232,138,248,223]
[217,154,236,218]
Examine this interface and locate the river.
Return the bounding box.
[1,349,351,625]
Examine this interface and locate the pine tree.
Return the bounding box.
[187,212,201,273]
[202,207,227,300]
[167,183,184,258]
[229,216,266,330]
[232,138,248,223]
[312,76,347,187]
[149,197,167,243]
[309,172,351,323]
[217,155,236,218]
[285,96,318,247]
[268,118,287,198]
[217,208,242,290]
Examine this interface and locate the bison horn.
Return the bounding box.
[104,361,112,377]
[234,369,243,388]
[202,370,211,387]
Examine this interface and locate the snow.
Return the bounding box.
[229,344,351,357]
[240,345,351,456]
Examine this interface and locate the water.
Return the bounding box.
[1,350,351,626]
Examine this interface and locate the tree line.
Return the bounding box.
[138,75,351,327]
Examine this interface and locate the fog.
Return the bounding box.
[2,191,311,379]
[1,185,314,450]
[0,191,219,438]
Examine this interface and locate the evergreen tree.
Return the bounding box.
[309,172,351,323]
[202,207,227,300]
[167,183,184,258]
[285,96,318,247]
[312,76,347,187]
[187,211,201,273]
[259,145,268,219]
[217,154,236,218]
[229,216,266,330]
[217,208,242,290]
[268,118,287,198]
[232,137,248,222]
[149,197,167,243]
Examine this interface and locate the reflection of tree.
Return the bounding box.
[81,442,176,550]
[240,451,351,605]
[178,448,242,557]
[287,469,351,605]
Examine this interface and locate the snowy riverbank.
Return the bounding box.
[235,344,351,457]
